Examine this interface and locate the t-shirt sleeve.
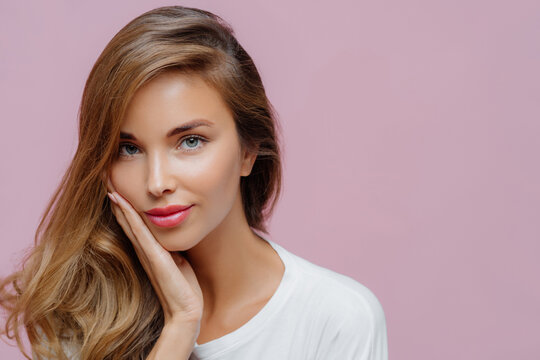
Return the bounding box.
[314,285,388,360]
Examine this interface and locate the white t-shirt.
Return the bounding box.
[37,234,388,359]
[189,234,388,360]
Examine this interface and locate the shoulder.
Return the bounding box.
[284,250,388,359]
[296,254,386,326]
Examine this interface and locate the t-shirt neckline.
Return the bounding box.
[191,233,296,359]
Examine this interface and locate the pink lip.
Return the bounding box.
[144,204,193,228]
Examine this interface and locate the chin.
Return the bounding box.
[151,229,200,252]
[156,236,195,252]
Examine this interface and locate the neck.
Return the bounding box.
[183,192,272,318]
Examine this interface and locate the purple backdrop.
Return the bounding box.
[1,1,539,359]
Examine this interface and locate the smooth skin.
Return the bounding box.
[106,71,285,359]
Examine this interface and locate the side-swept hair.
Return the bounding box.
[0,6,282,359]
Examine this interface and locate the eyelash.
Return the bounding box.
[118,135,208,157]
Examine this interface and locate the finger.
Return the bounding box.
[111,192,159,252]
[110,200,154,269]
[109,196,136,241]
[108,193,181,313]
[109,193,198,292]
[112,204,203,323]
[110,192,201,309]
[110,200,165,292]
[111,192,179,271]
[109,196,155,269]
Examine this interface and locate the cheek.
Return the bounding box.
[109,162,146,210]
[108,135,243,215]
[183,141,242,207]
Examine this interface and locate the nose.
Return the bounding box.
[146,152,176,197]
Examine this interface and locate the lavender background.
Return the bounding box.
[1,1,539,358]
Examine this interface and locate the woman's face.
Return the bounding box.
[109,71,256,251]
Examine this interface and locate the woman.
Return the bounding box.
[0,5,388,360]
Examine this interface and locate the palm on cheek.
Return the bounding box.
[106,178,203,325]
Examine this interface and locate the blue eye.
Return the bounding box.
[179,135,207,152]
[119,143,139,156]
[117,136,207,158]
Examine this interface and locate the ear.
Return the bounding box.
[240,146,258,177]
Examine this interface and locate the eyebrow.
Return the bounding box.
[119,119,213,140]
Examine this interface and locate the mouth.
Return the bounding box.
[144,204,194,228]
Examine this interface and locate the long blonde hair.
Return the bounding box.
[0,6,282,359]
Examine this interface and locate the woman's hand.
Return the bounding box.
[106,179,203,334]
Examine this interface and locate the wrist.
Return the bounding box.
[167,313,202,330]
[147,320,199,360]
[164,317,200,343]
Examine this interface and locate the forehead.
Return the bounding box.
[121,71,233,132]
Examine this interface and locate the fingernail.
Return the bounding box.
[107,192,118,204]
